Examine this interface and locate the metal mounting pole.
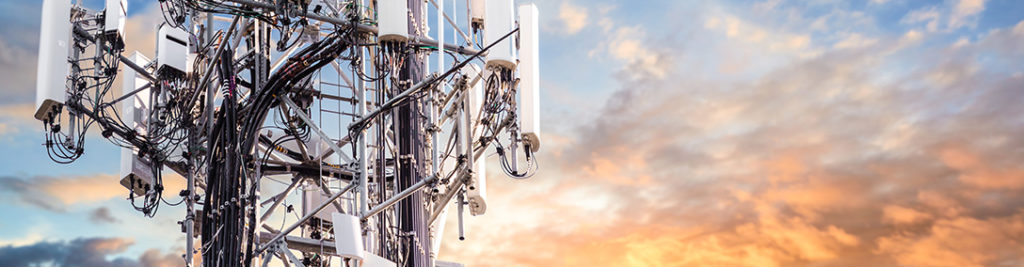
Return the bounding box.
[428,4,444,253]
[457,192,465,240]
[184,140,196,267]
[356,0,371,242]
[357,37,370,224]
[361,174,436,220]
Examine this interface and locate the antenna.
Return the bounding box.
[32,0,543,266]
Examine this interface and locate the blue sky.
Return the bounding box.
[2,0,1024,266]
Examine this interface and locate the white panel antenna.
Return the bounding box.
[157,25,189,77]
[378,0,409,42]
[467,0,485,30]
[34,0,70,122]
[118,52,154,196]
[518,4,541,152]
[336,251,397,267]
[363,252,398,267]
[484,0,515,69]
[104,0,126,48]
[331,212,365,261]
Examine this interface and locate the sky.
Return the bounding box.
[2,0,1024,266]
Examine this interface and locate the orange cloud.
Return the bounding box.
[939,145,1024,189]
[0,174,127,210]
[582,148,653,186]
[437,11,1024,265]
[876,213,1024,267]
[41,174,125,205]
[882,205,932,225]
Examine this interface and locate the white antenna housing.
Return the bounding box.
[518,3,540,152]
[331,212,366,261]
[467,158,487,216]
[362,252,397,267]
[104,0,126,48]
[377,0,409,42]
[156,25,189,77]
[467,0,485,29]
[119,52,155,196]
[34,0,70,122]
[484,0,515,69]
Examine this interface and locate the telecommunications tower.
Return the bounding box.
[32,0,542,266]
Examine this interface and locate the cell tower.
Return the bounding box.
[32,0,542,266]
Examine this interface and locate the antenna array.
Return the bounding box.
[32,0,542,266]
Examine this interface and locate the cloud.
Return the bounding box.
[138,248,187,267]
[833,33,879,50]
[0,233,45,248]
[939,144,1024,189]
[0,28,38,105]
[603,26,669,79]
[901,0,987,32]
[121,4,163,61]
[89,207,121,224]
[558,2,588,35]
[882,205,932,225]
[902,6,942,32]
[876,214,1024,267]
[704,14,814,55]
[0,237,182,267]
[974,20,1024,58]
[440,6,1024,267]
[0,102,33,129]
[0,102,51,140]
[588,17,672,79]
[0,174,126,211]
[897,29,925,47]
[950,0,986,29]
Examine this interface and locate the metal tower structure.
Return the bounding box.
[31,0,542,266]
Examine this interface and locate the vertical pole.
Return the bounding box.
[357,0,370,250]
[510,132,518,172]
[429,0,443,232]
[186,15,208,267]
[202,18,216,267]
[462,85,474,173]
[456,192,464,240]
[375,42,389,260]
[185,138,195,267]
[206,13,213,45]
[437,0,444,73]
[455,94,466,169]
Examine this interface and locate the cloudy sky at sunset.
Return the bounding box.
[2,0,1024,266]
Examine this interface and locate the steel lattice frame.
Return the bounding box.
[37,0,538,266]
